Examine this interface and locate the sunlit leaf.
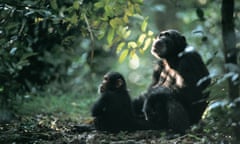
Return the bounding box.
[141,18,148,32]
[34,17,44,23]
[119,49,129,63]
[123,30,131,39]
[148,30,154,36]
[142,37,152,51]
[107,29,115,44]
[129,50,135,58]
[128,41,137,49]
[116,42,126,54]
[137,33,146,46]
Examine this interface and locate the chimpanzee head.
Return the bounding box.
[151,29,187,59]
[99,72,127,93]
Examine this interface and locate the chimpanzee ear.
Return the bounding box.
[116,79,123,88]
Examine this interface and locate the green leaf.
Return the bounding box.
[119,49,129,63]
[97,24,107,39]
[94,1,105,9]
[132,0,143,4]
[141,18,148,32]
[123,14,128,23]
[110,18,122,28]
[142,37,152,51]
[50,0,58,10]
[18,52,38,67]
[20,52,38,61]
[107,29,115,44]
[128,41,137,49]
[105,5,113,17]
[116,42,126,54]
[0,87,3,92]
[137,33,146,46]
[123,30,131,39]
[125,4,134,16]
[73,1,80,10]
[148,30,154,36]
[70,13,78,25]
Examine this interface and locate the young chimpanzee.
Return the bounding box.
[92,72,151,132]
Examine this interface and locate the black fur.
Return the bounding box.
[151,29,210,124]
[133,29,210,133]
[92,72,152,132]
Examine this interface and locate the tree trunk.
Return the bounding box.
[221,0,240,141]
[221,0,239,99]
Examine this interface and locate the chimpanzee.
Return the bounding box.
[132,61,189,133]
[149,29,211,124]
[91,72,152,132]
[142,87,190,134]
[132,29,210,133]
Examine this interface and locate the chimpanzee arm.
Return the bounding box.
[178,52,210,90]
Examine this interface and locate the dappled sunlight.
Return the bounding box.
[129,54,140,70]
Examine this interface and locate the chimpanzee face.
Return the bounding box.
[99,72,126,93]
[151,29,187,59]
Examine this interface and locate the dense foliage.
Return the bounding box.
[0,0,153,109]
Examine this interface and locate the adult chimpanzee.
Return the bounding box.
[132,29,210,133]
[149,29,211,124]
[92,72,152,132]
[132,53,186,121]
[132,60,190,133]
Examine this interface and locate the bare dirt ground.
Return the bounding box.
[0,113,219,144]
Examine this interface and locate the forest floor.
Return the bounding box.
[0,113,215,144]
